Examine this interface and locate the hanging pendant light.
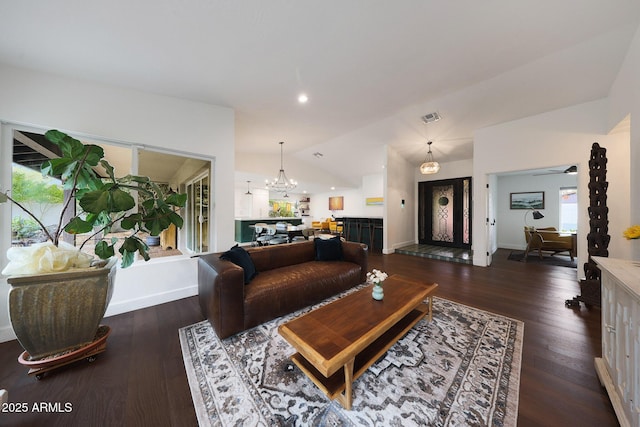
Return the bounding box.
[420,141,440,174]
[245,180,252,195]
[266,141,297,193]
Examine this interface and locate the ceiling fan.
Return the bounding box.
[533,165,577,176]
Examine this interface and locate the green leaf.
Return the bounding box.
[41,158,75,180]
[63,217,95,234]
[121,213,142,230]
[145,214,163,236]
[95,241,115,259]
[78,190,110,213]
[136,238,150,262]
[109,188,136,211]
[169,211,184,228]
[119,250,135,268]
[43,129,67,144]
[85,212,111,230]
[118,236,149,268]
[125,175,150,184]
[121,236,141,253]
[166,193,187,207]
[141,198,155,212]
[48,132,84,158]
[79,187,135,213]
[82,145,104,167]
[100,160,116,181]
[74,167,99,189]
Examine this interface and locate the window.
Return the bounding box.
[11,131,66,246]
[10,163,63,244]
[8,128,213,259]
[559,187,577,233]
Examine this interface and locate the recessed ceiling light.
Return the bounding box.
[330,186,335,190]
[298,93,309,104]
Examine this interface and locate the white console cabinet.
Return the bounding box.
[593,257,640,427]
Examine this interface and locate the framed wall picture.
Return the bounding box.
[510,191,544,209]
[329,196,344,210]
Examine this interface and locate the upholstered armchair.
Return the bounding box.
[524,227,575,260]
[328,219,343,235]
[312,218,331,231]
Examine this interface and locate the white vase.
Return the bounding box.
[372,283,384,300]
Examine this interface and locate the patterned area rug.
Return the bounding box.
[179,288,523,427]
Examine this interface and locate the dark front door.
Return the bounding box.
[418,177,472,249]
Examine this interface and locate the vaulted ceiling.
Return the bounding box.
[1,1,639,192]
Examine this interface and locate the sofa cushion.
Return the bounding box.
[315,236,343,261]
[243,260,361,328]
[220,245,257,284]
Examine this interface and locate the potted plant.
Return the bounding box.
[1,130,187,361]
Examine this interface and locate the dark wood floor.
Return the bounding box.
[0,249,617,426]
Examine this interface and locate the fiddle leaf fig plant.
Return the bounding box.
[2,129,187,268]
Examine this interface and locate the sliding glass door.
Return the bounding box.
[186,173,209,253]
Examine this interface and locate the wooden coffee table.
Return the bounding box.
[278,274,438,409]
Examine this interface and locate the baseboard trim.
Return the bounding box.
[104,284,198,318]
[499,244,527,250]
[392,240,414,250]
[0,286,199,344]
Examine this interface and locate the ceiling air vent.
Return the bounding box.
[421,112,441,124]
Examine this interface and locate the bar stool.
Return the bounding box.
[359,218,372,247]
[343,218,353,241]
[354,218,363,243]
[251,223,267,246]
[369,219,383,252]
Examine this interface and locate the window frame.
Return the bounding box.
[1,123,215,264]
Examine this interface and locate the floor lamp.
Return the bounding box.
[524,209,544,227]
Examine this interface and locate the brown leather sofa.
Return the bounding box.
[198,239,368,339]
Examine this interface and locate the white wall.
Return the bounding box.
[309,174,384,221]
[473,99,631,275]
[0,64,235,342]
[234,187,271,219]
[385,145,415,252]
[496,173,578,250]
[608,24,640,260]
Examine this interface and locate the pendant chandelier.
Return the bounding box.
[245,180,252,195]
[266,141,297,193]
[420,141,440,174]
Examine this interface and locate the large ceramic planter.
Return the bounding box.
[7,257,117,360]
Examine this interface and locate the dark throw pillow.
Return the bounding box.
[315,236,343,261]
[220,244,257,284]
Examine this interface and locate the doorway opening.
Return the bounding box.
[418,177,472,249]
